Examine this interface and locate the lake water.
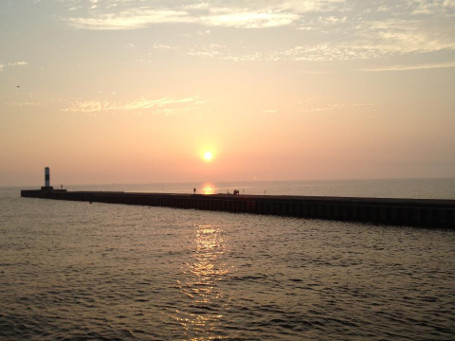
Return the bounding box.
[49,178,455,199]
[1,179,454,340]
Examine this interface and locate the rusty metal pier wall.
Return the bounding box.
[21,189,455,229]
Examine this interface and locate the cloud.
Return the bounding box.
[0,61,28,71]
[9,102,45,107]
[353,19,455,54]
[150,43,175,49]
[62,0,455,32]
[66,6,300,30]
[62,96,207,115]
[67,9,191,30]
[8,61,28,66]
[63,0,346,30]
[360,60,455,72]
[296,98,379,114]
[197,29,211,35]
[409,0,455,14]
[187,41,440,63]
[188,44,225,58]
[267,44,383,61]
[61,1,455,64]
[200,10,299,28]
[276,0,346,13]
[186,12,455,62]
[183,2,211,10]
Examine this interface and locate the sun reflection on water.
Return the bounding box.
[201,183,216,195]
[176,224,229,340]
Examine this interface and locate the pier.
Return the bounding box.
[21,189,455,229]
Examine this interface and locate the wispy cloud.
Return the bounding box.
[296,98,379,115]
[276,0,346,13]
[360,60,455,72]
[0,61,28,71]
[63,0,455,30]
[9,101,45,107]
[150,43,175,50]
[353,19,455,54]
[187,39,452,63]
[63,0,347,30]
[8,61,28,66]
[67,9,191,30]
[61,0,455,64]
[410,0,455,15]
[185,12,455,62]
[62,96,207,115]
[201,10,298,28]
[66,7,300,30]
[188,44,226,58]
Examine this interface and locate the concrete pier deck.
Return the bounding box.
[21,189,455,229]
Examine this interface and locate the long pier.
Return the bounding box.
[21,188,455,229]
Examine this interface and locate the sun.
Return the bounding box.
[203,151,214,162]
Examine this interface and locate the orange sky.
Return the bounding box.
[1,1,454,186]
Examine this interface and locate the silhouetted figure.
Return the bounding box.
[193,188,196,195]
[233,189,239,195]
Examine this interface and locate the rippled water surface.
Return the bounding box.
[1,184,454,340]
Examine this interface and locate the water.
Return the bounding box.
[1,180,454,340]
[50,178,455,199]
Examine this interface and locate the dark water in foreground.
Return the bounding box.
[1,181,454,340]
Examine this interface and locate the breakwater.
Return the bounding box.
[21,189,455,229]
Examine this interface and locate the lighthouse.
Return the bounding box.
[45,167,50,187]
[41,167,53,191]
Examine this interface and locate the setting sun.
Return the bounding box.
[203,151,214,162]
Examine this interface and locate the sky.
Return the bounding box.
[1,0,454,186]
